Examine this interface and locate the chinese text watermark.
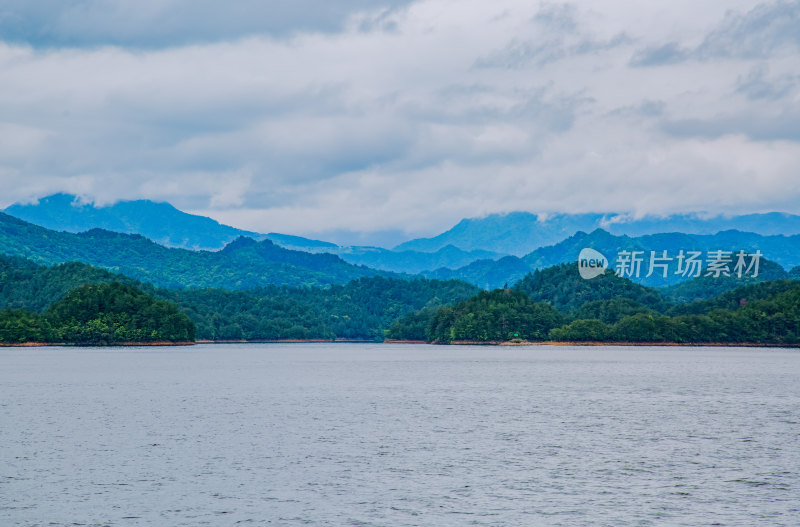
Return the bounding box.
[578,249,762,280]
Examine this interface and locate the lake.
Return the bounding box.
[1,344,799,526]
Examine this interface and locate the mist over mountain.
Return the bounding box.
[428,228,800,290]
[7,194,800,283]
[3,195,507,273]
[3,194,335,252]
[396,211,800,256]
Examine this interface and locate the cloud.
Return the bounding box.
[662,111,800,142]
[532,3,579,31]
[0,0,416,48]
[735,65,799,100]
[475,3,630,69]
[629,42,690,67]
[630,0,800,66]
[0,0,799,242]
[697,0,800,59]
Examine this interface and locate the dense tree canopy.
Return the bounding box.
[0,309,56,343]
[1,253,797,347]
[0,255,478,343]
[426,289,565,343]
[169,276,479,341]
[0,281,194,345]
[515,263,667,313]
[659,258,788,303]
[45,282,195,344]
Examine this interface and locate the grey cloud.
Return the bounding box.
[475,2,629,70]
[0,0,415,48]
[631,0,800,66]
[661,112,800,142]
[735,65,798,100]
[474,38,566,69]
[475,33,630,69]
[608,100,667,119]
[406,85,586,136]
[532,3,578,32]
[697,0,800,59]
[629,42,690,67]
[2,1,799,235]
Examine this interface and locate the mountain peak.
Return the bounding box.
[220,236,262,252]
[395,211,800,256]
[4,194,264,251]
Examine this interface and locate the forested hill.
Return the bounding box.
[0,255,479,342]
[0,212,392,289]
[390,278,800,346]
[514,263,667,313]
[0,282,195,345]
[522,229,800,277]
[0,255,145,312]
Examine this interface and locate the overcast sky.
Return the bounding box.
[1,0,799,244]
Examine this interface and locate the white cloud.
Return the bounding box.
[0,0,799,242]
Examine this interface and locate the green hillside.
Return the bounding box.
[514,263,667,313]
[423,255,533,290]
[0,282,194,345]
[0,212,390,289]
[425,289,565,343]
[0,255,144,312]
[0,255,478,342]
[659,258,789,303]
[421,228,799,291]
[666,280,800,316]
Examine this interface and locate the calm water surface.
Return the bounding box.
[1,344,799,526]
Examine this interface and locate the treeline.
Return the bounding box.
[3,254,799,346]
[0,256,479,342]
[0,282,194,344]
[0,255,146,311]
[160,276,479,341]
[390,265,800,345]
[424,289,564,343]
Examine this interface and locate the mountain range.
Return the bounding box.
[0,212,391,289]
[427,229,800,290]
[396,211,800,255]
[8,194,800,262]
[4,194,800,293]
[3,194,503,272]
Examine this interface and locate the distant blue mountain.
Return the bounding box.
[0,212,391,289]
[396,212,604,255]
[3,194,332,251]
[10,195,800,279]
[333,245,502,275]
[264,232,338,251]
[422,255,533,290]
[3,194,503,273]
[395,211,800,256]
[428,229,800,290]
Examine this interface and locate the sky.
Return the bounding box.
[1,0,799,245]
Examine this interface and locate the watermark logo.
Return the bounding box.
[578,248,608,280]
[578,248,763,280]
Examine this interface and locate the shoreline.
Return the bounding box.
[0,341,195,347]
[195,339,379,344]
[448,340,799,348]
[2,339,796,348]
